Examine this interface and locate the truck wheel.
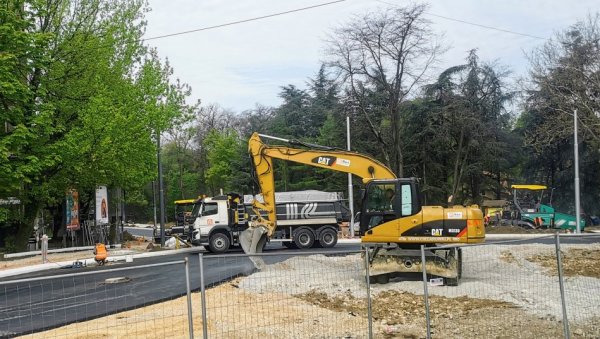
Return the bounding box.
[318,228,338,248]
[208,233,230,253]
[293,227,315,249]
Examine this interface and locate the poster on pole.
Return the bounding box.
[66,189,80,231]
[96,186,109,224]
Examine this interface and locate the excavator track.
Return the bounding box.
[366,246,462,286]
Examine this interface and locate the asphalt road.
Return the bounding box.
[0,243,359,337]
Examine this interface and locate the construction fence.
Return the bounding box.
[1,234,599,338]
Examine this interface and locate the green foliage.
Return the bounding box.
[0,0,193,250]
[204,129,243,195]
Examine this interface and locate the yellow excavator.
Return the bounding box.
[240,133,485,285]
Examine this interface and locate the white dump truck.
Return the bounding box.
[189,191,349,253]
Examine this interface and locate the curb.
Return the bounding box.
[0,247,201,280]
[5,245,123,259]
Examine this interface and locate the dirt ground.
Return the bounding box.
[527,248,600,278]
[296,289,598,338]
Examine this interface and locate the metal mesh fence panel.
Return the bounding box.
[0,260,191,338]
[364,248,428,338]
[421,236,572,338]
[558,233,600,337]
[199,250,368,338]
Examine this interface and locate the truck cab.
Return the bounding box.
[190,194,247,253]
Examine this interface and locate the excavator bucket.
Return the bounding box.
[240,226,268,269]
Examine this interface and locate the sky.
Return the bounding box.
[144,0,598,113]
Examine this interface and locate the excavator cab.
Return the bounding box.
[359,179,421,235]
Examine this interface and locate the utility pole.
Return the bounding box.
[574,108,581,233]
[347,111,355,238]
[122,189,126,236]
[152,181,157,229]
[157,131,166,246]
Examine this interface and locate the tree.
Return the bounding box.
[413,50,515,205]
[326,4,443,176]
[521,13,600,213]
[163,83,201,203]
[0,1,190,250]
[203,129,243,195]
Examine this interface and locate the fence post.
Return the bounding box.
[421,245,432,339]
[198,253,208,339]
[41,234,48,264]
[185,257,194,339]
[363,246,373,339]
[555,233,570,339]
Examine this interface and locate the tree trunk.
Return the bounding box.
[13,200,41,252]
[450,128,466,203]
[391,106,404,177]
[496,171,502,200]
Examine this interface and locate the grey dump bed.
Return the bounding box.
[243,190,349,222]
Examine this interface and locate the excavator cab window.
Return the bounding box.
[366,184,396,212]
[360,180,419,233]
[361,182,399,231]
[400,183,415,216]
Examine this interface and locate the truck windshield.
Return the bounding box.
[191,202,201,218]
[200,203,218,216]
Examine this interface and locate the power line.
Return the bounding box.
[143,0,347,42]
[425,12,547,41]
[375,0,547,41]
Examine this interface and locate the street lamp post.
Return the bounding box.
[347,114,354,238]
[157,130,166,246]
[574,108,581,233]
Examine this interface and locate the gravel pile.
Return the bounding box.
[239,243,600,323]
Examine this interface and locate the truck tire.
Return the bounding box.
[208,232,230,253]
[293,227,315,249]
[318,227,338,248]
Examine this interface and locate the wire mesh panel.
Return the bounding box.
[200,250,368,338]
[558,234,600,337]
[362,248,428,338]
[0,260,190,338]
[419,236,574,338]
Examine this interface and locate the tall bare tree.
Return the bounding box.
[326,4,443,176]
[526,13,600,148]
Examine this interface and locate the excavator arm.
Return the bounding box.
[240,132,396,254]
